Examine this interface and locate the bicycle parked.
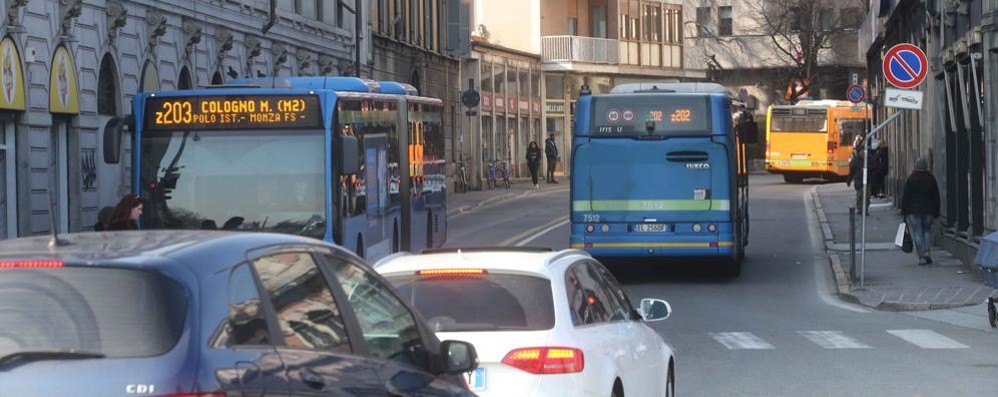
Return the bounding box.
[498,158,512,189]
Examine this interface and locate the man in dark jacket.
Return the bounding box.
[901,157,941,265]
[869,138,889,198]
[545,133,559,183]
[845,145,869,214]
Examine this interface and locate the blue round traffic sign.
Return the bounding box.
[847,84,866,104]
[882,43,927,89]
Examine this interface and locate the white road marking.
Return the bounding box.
[710,332,775,350]
[797,331,872,349]
[887,330,969,349]
[514,219,570,246]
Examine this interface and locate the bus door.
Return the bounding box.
[363,133,391,260]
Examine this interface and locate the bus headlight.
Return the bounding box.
[586,224,595,233]
[708,223,717,233]
[692,223,702,233]
[601,224,610,233]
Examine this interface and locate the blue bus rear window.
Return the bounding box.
[589,96,710,135]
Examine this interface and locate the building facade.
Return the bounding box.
[0,0,361,239]
[861,0,995,266]
[369,0,462,188]
[685,0,866,112]
[539,0,704,178]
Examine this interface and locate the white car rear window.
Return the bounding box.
[386,274,555,332]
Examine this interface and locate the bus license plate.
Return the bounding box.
[791,153,808,160]
[465,368,486,391]
[635,224,667,233]
[694,189,708,200]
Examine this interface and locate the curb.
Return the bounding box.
[827,254,851,296]
[447,186,569,217]
[812,185,862,306]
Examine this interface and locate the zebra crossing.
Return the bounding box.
[709,329,971,350]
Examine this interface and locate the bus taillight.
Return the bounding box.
[827,141,837,154]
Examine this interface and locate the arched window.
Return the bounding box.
[178,67,193,90]
[211,71,223,85]
[97,53,118,116]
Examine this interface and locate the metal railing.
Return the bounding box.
[541,36,619,64]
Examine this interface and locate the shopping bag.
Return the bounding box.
[902,230,913,253]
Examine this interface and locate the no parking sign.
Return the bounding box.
[882,44,927,89]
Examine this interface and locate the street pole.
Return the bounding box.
[860,110,904,289]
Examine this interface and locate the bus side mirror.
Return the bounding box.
[739,121,759,144]
[103,117,130,164]
[339,135,360,175]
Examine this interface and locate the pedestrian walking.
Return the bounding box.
[900,157,941,266]
[870,138,889,198]
[845,139,870,214]
[526,141,542,189]
[107,194,143,231]
[545,133,559,183]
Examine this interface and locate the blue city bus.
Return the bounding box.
[568,82,757,275]
[104,77,446,261]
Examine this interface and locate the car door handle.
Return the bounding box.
[299,369,325,390]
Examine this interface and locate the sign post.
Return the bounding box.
[858,43,927,289]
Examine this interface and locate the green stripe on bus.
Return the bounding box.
[572,200,731,212]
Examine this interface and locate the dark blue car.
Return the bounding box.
[0,231,478,396]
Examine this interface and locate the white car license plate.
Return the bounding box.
[635,224,667,233]
[465,367,486,391]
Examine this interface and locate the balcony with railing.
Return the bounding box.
[541,36,619,64]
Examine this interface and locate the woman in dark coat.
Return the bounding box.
[107,194,144,231]
[900,158,940,265]
[526,141,542,189]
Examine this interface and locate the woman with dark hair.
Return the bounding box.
[526,141,542,189]
[107,194,143,231]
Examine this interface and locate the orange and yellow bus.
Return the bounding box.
[765,101,869,183]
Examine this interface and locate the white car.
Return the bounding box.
[374,247,676,397]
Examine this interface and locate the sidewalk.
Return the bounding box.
[446,179,568,217]
[812,183,997,311]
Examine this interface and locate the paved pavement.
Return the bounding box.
[812,182,997,311]
[446,179,568,217]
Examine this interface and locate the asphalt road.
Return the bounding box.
[444,175,998,397]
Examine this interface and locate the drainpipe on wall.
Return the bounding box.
[262,0,277,33]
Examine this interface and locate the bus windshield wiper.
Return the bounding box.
[0,350,106,366]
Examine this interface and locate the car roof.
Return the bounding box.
[373,248,592,279]
[0,230,328,274]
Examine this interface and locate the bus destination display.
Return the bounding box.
[591,96,709,134]
[145,95,322,130]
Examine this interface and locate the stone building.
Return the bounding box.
[0,0,361,238]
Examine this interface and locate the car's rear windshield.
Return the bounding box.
[385,273,555,332]
[0,267,188,359]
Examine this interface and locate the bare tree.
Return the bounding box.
[745,0,861,102]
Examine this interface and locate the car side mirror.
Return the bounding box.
[339,135,360,175]
[103,116,130,164]
[639,298,672,322]
[439,340,478,375]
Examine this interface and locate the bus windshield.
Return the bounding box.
[140,129,326,239]
[589,95,711,135]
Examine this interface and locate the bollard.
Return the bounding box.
[849,206,857,282]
